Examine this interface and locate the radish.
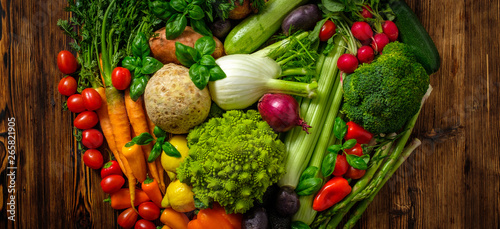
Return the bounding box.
[337,53,359,74]
[361,5,373,18]
[382,21,399,41]
[258,94,311,133]
[357,46,375,64]
[351,22,373,41]
[371,33,390,53]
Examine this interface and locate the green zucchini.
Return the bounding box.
[224,0,309,54]
[390,0,441,74]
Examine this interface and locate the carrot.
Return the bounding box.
[106,188,150,210]
[122,144,147,182]
[141,177,163,208]
[124,90,163,190]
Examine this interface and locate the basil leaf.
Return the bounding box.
[125,141,135,147]
[321,0,345,13]
[291,221,312,229]
[194,36,216,56]
[295,178,322,196]
[192,0,205,5]
[342,139,357,150]
[345,153,368,170]
[209,65,226,81]
[189,63,210,90]
[153,126,167,138]
[141,57,164,75]
[129,76,149,101]
[149,141,163,162]
[132,132,154,145]
[327,144,342,154]
[149,1,174,20]
[132,32,150,58]
[166,14,187,40]
[170,0,187,13]
[298,166,319,183]
[122,56,141,72]
[334,117,348,140]
[163,141,181,158]
[199,55,216,66]
[361,154,370,164]
[188,5,204,20]
[321,152,337,177]
[175,42,198,67]
[309,18,328,44]
[191,19,212,37]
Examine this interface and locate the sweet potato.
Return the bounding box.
[149,26,224,65]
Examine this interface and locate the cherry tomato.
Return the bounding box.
[81,88,102,111]
[319,20,336,42]
[344,143,363,157]
[101,175,126,194]
[101,160,123,178]
[81,129,104,149]
[74,111,98,130]
[112,67,132,90]
[57,50,78,74]
[134,219,156,229]
[67,94,86,113]
[58,76,77,96]
[138,202,161,221]
[332,154,349,176]
[83,149,103,169]
[344,166,366,179]
[118,208,139,229]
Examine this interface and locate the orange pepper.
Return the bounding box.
[106,188,150,210]
[160,208,189,229]
[188,204,242,229]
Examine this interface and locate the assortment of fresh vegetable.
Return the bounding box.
[56,0,440,228]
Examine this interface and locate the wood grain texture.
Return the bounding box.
[0,0,499,228]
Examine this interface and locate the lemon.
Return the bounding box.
[161,135,189,173]
[166,180,195,212]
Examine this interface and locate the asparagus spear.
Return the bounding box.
[343,139,422,229]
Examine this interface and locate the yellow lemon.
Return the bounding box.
[166,180,195,212]
[161,135,189,173]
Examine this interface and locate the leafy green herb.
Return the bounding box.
[345,153,368,170]
[291,221,312,229]
[334,117,348,140]
[162,142,182,158]
[126,126,178,163]
[321,152,338,177]
[296,177,323,196]
[342,139,357,149]
[175,36,226,89]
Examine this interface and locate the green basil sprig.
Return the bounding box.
[295,166,323,196]
[291,221,312,229]
[121,32,163,101]
[175,36,226,89]
[149,0,212,40]
[126,126,181,163]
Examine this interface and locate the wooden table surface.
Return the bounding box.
[0,0,499,228]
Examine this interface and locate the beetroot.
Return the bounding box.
[258,94,311,133]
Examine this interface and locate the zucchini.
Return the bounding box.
[224,0,309,54]
[390,0,441,74]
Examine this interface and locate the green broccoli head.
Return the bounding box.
[177,110,286,214]
[342,42,430,134]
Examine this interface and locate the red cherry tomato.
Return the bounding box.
[319,20,336,42]
[58,76,77,96]
[101,160,123,178]
[81,129,104,149]
[344,166,366,179]
[83,149,103,169]
[134,219,156,229]
[81,88,102,111]
[112,67,132,90]
[118,208,139,229]
[344,143,363,157]
[332,154,349,177]
[57,50,78,74]
[67,94,86,113]
[101,175,126,194]
[74,111,99,130]
[138,202,161,221]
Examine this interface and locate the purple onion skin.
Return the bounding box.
[258,94,311,133]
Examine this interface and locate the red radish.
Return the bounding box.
[371,33,390,53]
[337,54,359,74]
[361,5,373,18]
[258,94,311,133]
[382,21,399,41]
[351,22,373,41]
[357,46,375,64]
[360,38,371,46]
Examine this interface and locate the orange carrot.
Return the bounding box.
[122,144,147,182]
[144,110,167,192]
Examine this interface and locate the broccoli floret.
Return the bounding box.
[177,110,286,214]
[342,42,429,134]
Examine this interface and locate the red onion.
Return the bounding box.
[258,94,311,133]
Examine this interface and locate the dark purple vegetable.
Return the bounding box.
[242,207,269,229]
[267,210,291,229]
[210,19,232,40]
[274,186,300,217]
[282,4,322,35]
[258,94,311,133]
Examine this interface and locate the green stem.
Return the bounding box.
[281,68,311,76]
[266,80,318,98]
[343,139,422,229]
[100,0,116,87]
[252,31,309,58]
